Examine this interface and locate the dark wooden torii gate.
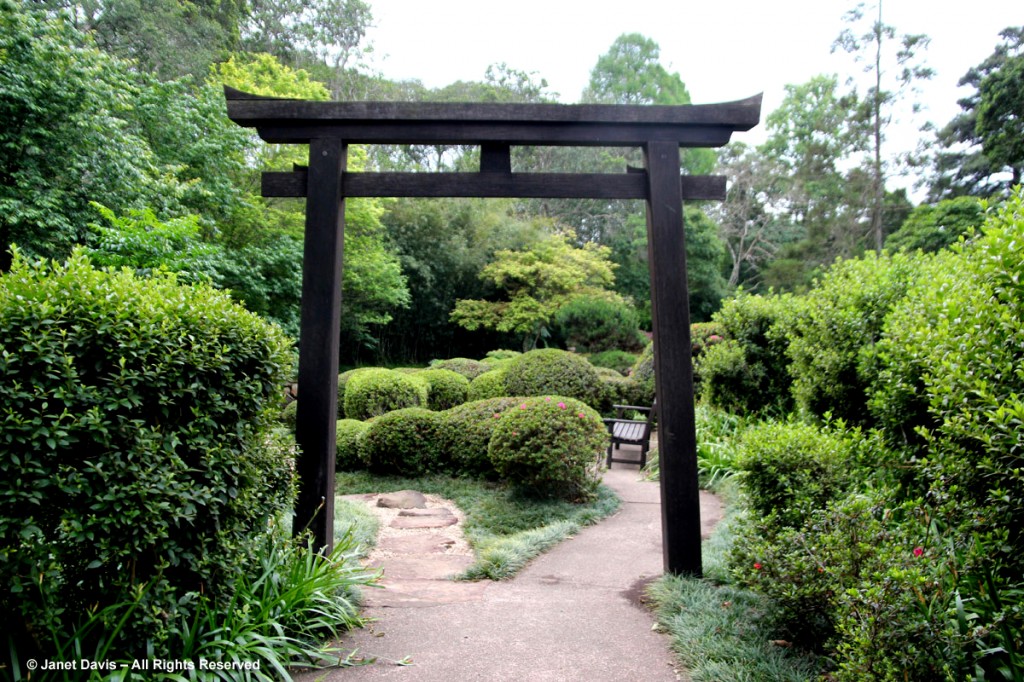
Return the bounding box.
[225,87,761,577]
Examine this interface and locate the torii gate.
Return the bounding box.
[225,87,761,577]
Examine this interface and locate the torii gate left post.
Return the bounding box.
[225,87,761,577]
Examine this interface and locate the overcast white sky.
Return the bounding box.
[362,0,1020,186]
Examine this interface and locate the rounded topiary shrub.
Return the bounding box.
[503,348,604,409]
[280,399,298,431]
[337,367,374,418]
[343,368,428,420]
[622,341,655,406]
[417,368,470,410]
[468,369,508,401]
[429,357,492,380]
[438,397,522,477]
[361,408,444,476]
[588,349,638,376]
[0,250,294,655]
[488,396,608,501]
[484,349,521,362]
[335,419,369,471]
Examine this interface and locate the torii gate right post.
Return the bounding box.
[225,89,762,577]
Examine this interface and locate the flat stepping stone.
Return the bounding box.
[376,490,427,509]
[363,579,489,608]
[397,508,453,517]
[371,555,474,580]
[377,535,456,554]
[390,512,457,529]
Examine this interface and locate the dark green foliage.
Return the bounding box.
[342,368,428,420]
[438,397,522,478]
[587,349,638,376]
[467,369,508,401]
[416,368,470,411]
[623,341,655,406]
[335,419,369,471]
[429,357,492,380]
[0,250,294,657]
[361,408,443,476]
[553,295,645,353]
[503,348,604,409]
[782,251,924,426]
[336,367,373,418]
[488,396,608,501]
[484,349,521,362]
[885,196,985,253]
[280,400,298,431]
[699,293,792,415]
[734,421,852,529]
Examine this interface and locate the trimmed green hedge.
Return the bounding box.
[437,397,521,478]
[335,419,369,471]
[417,368,470,410]
[468,369,507,401]
[503,348,604,409]
[0,250,294,653]
[429,357,492,380]
[343,368,428,420]
[361,408,443,476]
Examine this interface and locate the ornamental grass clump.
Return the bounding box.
[488,396,608,501]
[0,249,294,659]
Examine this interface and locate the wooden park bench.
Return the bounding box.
[603,401,656,469]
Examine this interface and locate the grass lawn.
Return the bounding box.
[334,471,620,579]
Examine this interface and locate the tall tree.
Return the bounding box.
[833,1,934,252]
[930,27,1024,199]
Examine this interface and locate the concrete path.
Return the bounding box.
[299,449,723,682]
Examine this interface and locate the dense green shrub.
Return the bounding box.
[417,368,470,410]
[734,421,853,529]
[336,367,373,418]
[0,250,294,657]
[280,399,298,431]
[483,349,521,362]
[343,368,428,420]
[488,396,608,501]
[689,321,726,360]
[699,293,792,415]
[623,341,656,406]
[429,357,492,380]
[872,191,1024,577]
[782,251,924,425]
[587,349,637,375]
[438,397,522,477]
[503,348,605,409]
[468,369,508,401]
[885,195,984,254]
[335,419,369,471]
[361,408,443,476]
[553,295,645,353]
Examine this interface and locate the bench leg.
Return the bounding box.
[606,442,614,468]
[639,443,648,469]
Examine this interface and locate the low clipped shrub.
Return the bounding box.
[622,341,655,406]
[361,408,443,476]
[488,396,608,501]
[698,293,791,415]
[438,397,522,477]
[429,357,492,380]
[503,348,604,409]
[587,349,637,376]
[335,419,369,471]
[280,400,298,431]
[0,250,294,658]
[484,349,521,362]
[553,295,645,353]
[336,367,373,418]
[468,369,508,401]
[417,368,470,410]
[734,421,853,529]
[343,368,428,420]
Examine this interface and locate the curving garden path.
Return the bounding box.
[298,447,723,682]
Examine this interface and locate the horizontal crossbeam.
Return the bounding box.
[262,170,726,200]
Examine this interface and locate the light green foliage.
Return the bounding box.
[488,397,608,501]
[783,250,925,425]
[698,292,792,415]
[438,397,522,478]
[0,2,183,269]
[280,400,298,430]
[342,368,427,420]
[734,421,853,529]
[467,369,508,401]
[623,341,656,406]
[451,231,620,351]
[885,196,985,253]
[587,350,638,376]
[361,408,443,476]
[976,31,1024,187]
[503,348,605,410]
[872,190,1024,572]
[335,419,369,471]
[416,368,470,411]
[0,250,294,655]
[553,295,645,353]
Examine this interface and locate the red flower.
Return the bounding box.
[578,412,586,418]
[913,547,924,557]
[754,562,762,570]
[558,402,566,409]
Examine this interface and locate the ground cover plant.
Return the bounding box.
[335,472,619,580]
